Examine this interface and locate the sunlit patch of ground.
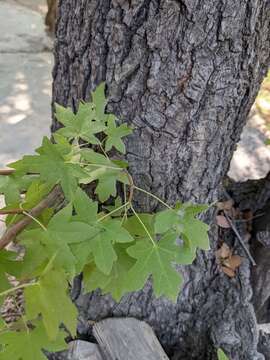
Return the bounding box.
[229,71,270,181]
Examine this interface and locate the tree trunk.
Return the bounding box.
[52,1,270,359]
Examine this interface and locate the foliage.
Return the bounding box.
[218,348,229,360]
[0,84,210,356]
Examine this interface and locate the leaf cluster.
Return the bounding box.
[0,83,210,358]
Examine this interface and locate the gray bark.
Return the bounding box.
[52,1,270,359]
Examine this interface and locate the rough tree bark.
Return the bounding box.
[51,1,270,359]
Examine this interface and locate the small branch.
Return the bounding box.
[224,211,256,266]
[0,169,15,176]
[0,209,24,215]
[0,185,62,249]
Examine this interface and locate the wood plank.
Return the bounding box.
[68,340,104,360]
[93,318,169,360]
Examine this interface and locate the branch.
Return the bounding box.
[224,211,256,266]
[0,185,62,249]
[0,209,24,215]
[0,169,15,176]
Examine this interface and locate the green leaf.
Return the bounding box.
[90,233,117,275]
[24,269,77,340]
[101,220,134,244]
[70,241,93,274]
[0,174,31,205]
[218,349,229,360]
[72,187,98,224]
[54,103,76,127]
[105,115,132,154]
[124,214,155,237]
[91,83,107,123]
[0,250,22,295]
[126,236,184,301]
[154,204,210,251]
[182,212,210,251]
[17,235,48,278]
[84,244,135,301]
[10,137,87,200]
[0,321,67,360]
[154,209,179,234]
[56,101,106,144]
[163,232,195,265]
[19,229,77,276]
[80,149,125,202]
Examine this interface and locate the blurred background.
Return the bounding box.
[0,0,269,183]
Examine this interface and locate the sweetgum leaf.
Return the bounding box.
[17,236,48,279]
[88,218,134,275]
[154,204,210,251]
[0,174,31,205]
[0,251,22,297]
[80,149,127,202]
[72,187,98,224]
[101,220,134,244]
[90,233,117,275]
[84,245,135,301]
[91,82,107,123]
[0,176,20,204]
[182,214,210,251]
[218,349,229,360]
[154,209,179,234]
[104,115,132,154]
[0,321,67,360]
[56,101,106,144]
[10,137,87,200]
[54,104,76,127]
[24,269,77,340]
[126,235,184,301]
[123,214,155,237]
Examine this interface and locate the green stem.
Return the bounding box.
[130,205,156,247]
[0,282,38,298]
[97,203,129,222]
[98,140,110,160]
[134,186,172,210]
[76,162,123,171]
[22,211,47,231]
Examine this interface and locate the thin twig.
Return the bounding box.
[0,209,24,215]
[0,185,62,249]
[0,169,15,176]
[224,211,256,266]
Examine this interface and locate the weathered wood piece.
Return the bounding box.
[68,340,103,360]
[93,318,169,360]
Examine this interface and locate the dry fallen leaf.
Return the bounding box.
[227,255,242,270]
[216,243,231,260]
[221,266,235,278]
[216,199,234,211]
[216,243,243,278]
[216,215,231,229]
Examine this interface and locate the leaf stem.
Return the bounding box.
[134,186,172,210]
[22,211,47,231]
[97,203,129,222]
[76,162,123,171]
[98,141,110,161]
[130,205,156,247]
[0,282,37,298]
